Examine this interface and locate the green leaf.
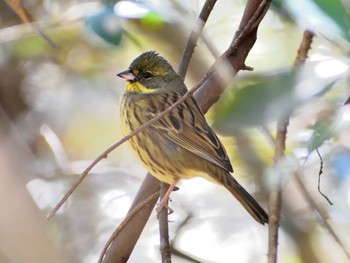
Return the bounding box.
[85,4,123,46]
[212,71,296,134]
[307,120,334,153]
[272,0,350,42]
[312,0,350,41]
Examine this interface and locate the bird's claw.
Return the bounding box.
[156,203,174,219]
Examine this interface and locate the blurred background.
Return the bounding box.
[1,0,350,262]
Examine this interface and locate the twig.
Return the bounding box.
[98,191,160,263]
[315,148,333,205]
[159,183,172,263]
[178,0,217,79]
[292,30,348,258]
[4,0,59,48]
[294,172,350,259]
[226,0,270,56]
[268,29,314,263]
[268,118,288,263]
[102,174,160,263]
[344,96,350,105]
[192,0,271,97]
[293,30,314,67]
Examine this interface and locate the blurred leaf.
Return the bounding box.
[272,0,350,43]
[140,12,166,30]
[85,4,123,46]
[12,35,52,59]
[307,120,333,153]
[312,0,350,41]
[213,60,341,135]
[213,71,296,134]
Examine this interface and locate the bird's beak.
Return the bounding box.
[117,69,136,81]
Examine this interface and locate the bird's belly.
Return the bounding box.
[120,105,209,184]
[127,130,201,184]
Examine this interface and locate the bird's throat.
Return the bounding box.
[125,81,157,94]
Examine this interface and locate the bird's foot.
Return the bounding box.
[156,201,174,219]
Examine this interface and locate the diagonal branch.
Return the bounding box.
[4,0,59,48]
[178,0,218,80]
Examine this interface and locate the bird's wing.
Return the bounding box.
[152,95,233,173]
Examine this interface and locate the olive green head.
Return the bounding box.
[118,51,183,93]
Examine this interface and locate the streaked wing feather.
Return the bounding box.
[152,96,233,173]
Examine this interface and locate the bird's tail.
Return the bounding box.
[215,170,269,225]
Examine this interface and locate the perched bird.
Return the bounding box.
[118,51,268,224]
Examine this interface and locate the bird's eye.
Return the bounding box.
[142,71,153,79]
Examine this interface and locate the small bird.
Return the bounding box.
[118,51,268,224]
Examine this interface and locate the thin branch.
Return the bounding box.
[178,0,217,79]
[226,0,270,56]
[315,148,333,205]
[294,172,350,260]
[98,191,160,263]
[291,31,348,258]
[293,30,314,66]
[268,118,288,263]
[268,29,314,263]
[159,183,172,263]
[345,96,350,105]
[102,174,160,263]
[4,0,59,48]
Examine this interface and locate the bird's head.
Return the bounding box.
[117,51,180,94]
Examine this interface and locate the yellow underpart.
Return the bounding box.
[125,81,157,94]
